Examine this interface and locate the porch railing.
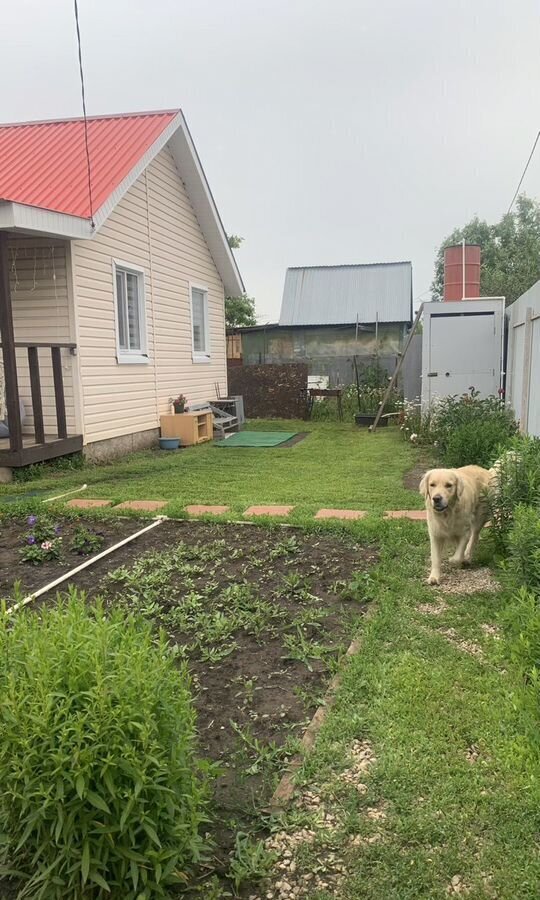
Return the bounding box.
[0,342,77,449]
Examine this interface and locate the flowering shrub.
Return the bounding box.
[399,398,433,445]
[21,539,62,565]
[430,389,517,468]
[400,389,517,467]
[20,515,62,565]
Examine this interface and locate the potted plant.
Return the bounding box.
[170,393,187,414]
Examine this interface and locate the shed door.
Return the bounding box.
[428,311,498,402]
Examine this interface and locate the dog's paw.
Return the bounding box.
[427,573,441,586]
[449,555,464,567]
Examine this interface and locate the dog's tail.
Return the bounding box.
[489,449,520,485]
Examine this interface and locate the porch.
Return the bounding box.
[0,233,83,469]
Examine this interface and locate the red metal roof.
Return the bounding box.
[0,110,179,219]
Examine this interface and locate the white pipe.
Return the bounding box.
[42,484,88,503]
[462,238,466,301]
[231,519,296,528]
[7,516,167,616]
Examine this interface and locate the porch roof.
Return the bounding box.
[0,109,244,297]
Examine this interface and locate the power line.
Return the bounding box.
[507,129,540,215]
[73,0,95,227]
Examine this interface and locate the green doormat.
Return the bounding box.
[215,431,298,448]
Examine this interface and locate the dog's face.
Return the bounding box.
[419,468,462,512]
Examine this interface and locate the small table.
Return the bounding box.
[307,388,343,421]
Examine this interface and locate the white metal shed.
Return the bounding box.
[421,299,505,407]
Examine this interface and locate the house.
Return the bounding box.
[228,262,412,385]
[0,109,243,472]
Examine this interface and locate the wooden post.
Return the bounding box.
[51,347,68,439]
[370,303,424,433]
[0,232,23,452]
[28,346,45,444]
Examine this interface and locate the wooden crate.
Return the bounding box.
[160,412,213,446]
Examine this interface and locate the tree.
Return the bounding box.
[225,294,257,329]
[431,195,540,305]
[224,234,257,327]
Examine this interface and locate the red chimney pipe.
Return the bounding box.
[443,244,481,301]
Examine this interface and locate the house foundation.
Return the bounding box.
[83,428,159,463]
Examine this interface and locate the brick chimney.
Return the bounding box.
[443,244,481,301]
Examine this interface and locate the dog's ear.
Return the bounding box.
[455,474,465,499]
[419,471,430,497]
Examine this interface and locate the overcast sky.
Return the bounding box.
[2,0,539,320]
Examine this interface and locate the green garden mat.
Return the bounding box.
[215,431,298,448]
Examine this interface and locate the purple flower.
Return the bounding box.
[27,536,36,545]
[54,525,62,536]
[27,515,37,526]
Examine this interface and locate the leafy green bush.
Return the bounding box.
[499,587,540,746]
[504,505,540,595]
[69,524,105,556]
[489,436,540,549]
[429,390,517,467]
[20,514,63,565]
[0,593,209,898]
[442,417,513,468]
[501,588,540,671]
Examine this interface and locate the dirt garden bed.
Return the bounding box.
[0,517,377,896]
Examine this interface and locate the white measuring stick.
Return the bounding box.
[42,484,88,503]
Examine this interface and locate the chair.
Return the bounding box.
[213,383,245,428]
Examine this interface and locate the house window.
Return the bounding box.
[113,262,148,364]
[191,286,210,361]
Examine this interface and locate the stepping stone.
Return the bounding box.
[244,504,295,517]
[67,499,112,509]
[385,510,427,520]
[185,505,230,516]
[315,508,367,520]
[114,500,168,512]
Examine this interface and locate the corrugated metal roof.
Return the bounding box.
[279,262,413,326]
[0,110,178,218]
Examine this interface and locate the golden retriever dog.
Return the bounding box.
[419,465,494,585]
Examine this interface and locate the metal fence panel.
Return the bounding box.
[529,318,540,436]
[506,281,540,436]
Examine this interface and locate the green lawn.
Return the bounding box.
[258,522,540,899]
[0,421,423,519]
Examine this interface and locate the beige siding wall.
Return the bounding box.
[7,237,77,434]
[73,146,227,445]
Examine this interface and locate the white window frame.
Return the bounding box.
[190,282,211,363]
[112,259,149,365]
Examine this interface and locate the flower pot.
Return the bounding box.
[159,437,181,450]
[173,404,185,414]
[354,413,387,428]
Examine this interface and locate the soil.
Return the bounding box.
[403,458,430,492]
[0,517,377,897]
